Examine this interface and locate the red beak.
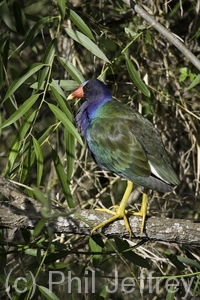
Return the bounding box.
[67,85,84,100]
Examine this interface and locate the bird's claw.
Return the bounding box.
[91,205,132,237]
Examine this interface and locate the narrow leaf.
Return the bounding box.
[0,36,9,89]
[19,141,35,184]
[64,128,75,182]
[37,39,57,90]
[166,286,175,300]
[59,57,85,84]
[0,1,16,31]
[3,63,44,102]
[13,1,29,35]
[33,218,46,237]
[89,237,102,253]
[25,249,37,256]
[1,94,39,128]
[122,250,151,269]
[65,28,110,63]
[50,84,72,121]
[20,16,53,51]
[57,0,66,20]
[38,285,60,300]
[185,74,200,91]
[165,252,185,270]
[31,79,79,91]
[48,103,83,146]
[89,237,103,268]
[115,237,150,269]
[4,111,36,175]
[32,137,44,187]
[50,79,66,98]
[69,9,94,41]
[177,255,200,269]
[33,187,50,209]
[52,149,74,208]
[126,57,150,97]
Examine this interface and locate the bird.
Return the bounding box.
[67,79,179,237]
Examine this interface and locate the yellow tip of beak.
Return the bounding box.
[67,93,74,100]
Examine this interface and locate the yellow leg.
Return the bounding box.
[91,181,133,237]
[133,190,148,236]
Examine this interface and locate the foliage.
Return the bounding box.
[0,0,199,299]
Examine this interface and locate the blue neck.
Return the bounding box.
[75,79,112,136]
[76,97,110,136]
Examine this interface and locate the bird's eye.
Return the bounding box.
[85,85,91,90]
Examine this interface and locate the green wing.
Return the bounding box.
[86,117,151,178]
[86,100,179,189]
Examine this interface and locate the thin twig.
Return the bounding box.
[122,0,200,71]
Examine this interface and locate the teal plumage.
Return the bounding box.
[86,101,179,192]
[72,79,179,192]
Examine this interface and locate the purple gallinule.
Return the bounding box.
[68,79,179,236]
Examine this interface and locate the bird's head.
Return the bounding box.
[67,79,112,105]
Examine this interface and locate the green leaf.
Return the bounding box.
[185,74,200,91]
[69,9,95,41]
[166,285,175,300]
[1,94,39,129]
[179,67,191,82]
[20,16,53,51]
[52,148,74,208]
[59,57,85,84]
[123,250,150,269]
[65,28,110,63]
[89,236,103,268]
[50,79,66,98]
[48,103,83,146]
[145,31,152,45]
[31,79,79,91]
[0,1,16,31]
[126,56,151,97]
[59,80,79,91]
[115,238,151,269]
[177,255,200,269]
[37,39,57,90]
[12,1,29,36]
[89,236,103,253]
[0,34,9,89]
[64,128,75,182]
[19,141,35,183]
[38,285,60,300]
[32,137,44,187]
[44,251,70,264]
[165,252,185,270]
[3,111,36,176]
[57,0,66,20]
[50,83,73,121]
[33,187,51,209]
[90,235,104,248]
[21,229,31,243]
[3,63,45,102]
[33,218,46,237]
[24,249,37,256]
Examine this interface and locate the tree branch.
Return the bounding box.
[122,0,200,71]
[0,175,199,245]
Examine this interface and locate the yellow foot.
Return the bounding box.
[91,181,148,238]
[133,192,148,236]
[91,205,132,237]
